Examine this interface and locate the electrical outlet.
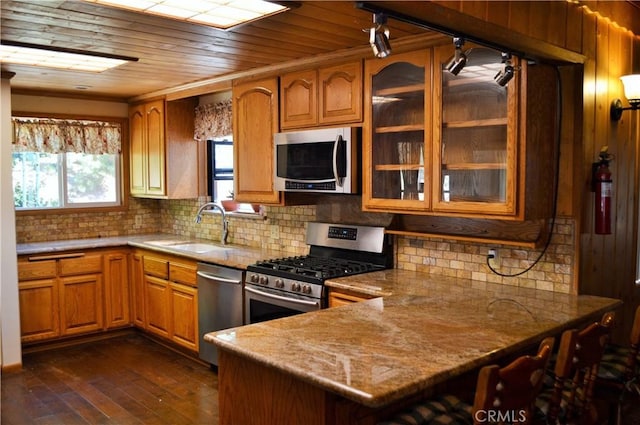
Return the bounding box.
[270,225,280,239]
[488,249,497,260]
[135,215,142,227]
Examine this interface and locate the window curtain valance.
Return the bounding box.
[194,99,232,141]
[12,117,122,154]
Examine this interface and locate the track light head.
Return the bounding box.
[369,13,391,58]
[445,37,467,75]
[494,65,515,86]
[494,52,515,86]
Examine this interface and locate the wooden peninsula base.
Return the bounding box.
[217,349,413,425]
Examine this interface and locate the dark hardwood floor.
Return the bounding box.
[1,333,219,424]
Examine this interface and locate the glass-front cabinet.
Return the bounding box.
[363,45,525,219]
[432,45,518,216]
[363,50,431,212]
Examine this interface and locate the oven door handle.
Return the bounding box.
[245,286,321,308]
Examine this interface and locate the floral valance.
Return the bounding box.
[194,99,232,141]
[12,117,122,154]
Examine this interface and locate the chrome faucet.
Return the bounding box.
[194,202,229,245]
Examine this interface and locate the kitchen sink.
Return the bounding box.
[145,239,190,246]
[168,243,231,253]
[145,240,231,253]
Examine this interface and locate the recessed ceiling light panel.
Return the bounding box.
[0,42,132,72]
[84,0,289,30]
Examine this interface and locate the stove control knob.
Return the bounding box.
[250,274,259,283]
[259,275,269,285]
[291,283,301,292]
[302,285,312,294]
[274,279,285,289]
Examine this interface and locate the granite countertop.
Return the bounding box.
[207,270,621,408]
[16,234,287,270]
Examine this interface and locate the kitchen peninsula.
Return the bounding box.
[206,270,621,425]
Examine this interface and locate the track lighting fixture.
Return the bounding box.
[445,37,466,75]
[369,13,391,58]
[494,52,515,86]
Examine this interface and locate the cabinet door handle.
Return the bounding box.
[28,252,85,261]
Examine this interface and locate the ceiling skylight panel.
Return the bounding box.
[83,0,289,30]
[0,43,131,72]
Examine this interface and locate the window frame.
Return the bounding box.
[12,112,129,216]
[207,137,234,201]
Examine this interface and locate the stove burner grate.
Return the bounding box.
[252,255,382,280]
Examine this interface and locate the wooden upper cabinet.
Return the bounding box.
[233,77,282,205]
[318,61,363,126]
[145,101,165,196]
[281,69,317,129]
[363,46,557,221]
[431,45,518,217]
[280,61,363,130]
[129,97,199,199]
[129,105,147,195]
[362,50,431,213]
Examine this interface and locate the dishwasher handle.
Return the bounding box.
[196,270,241,285]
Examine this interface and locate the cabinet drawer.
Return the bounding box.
[18,260,57,281]
[144,257,169,279]
[60,254,103,276]
[170,262,197,287]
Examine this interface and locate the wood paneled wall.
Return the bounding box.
[580,11,640,343]
[408,0,640,343]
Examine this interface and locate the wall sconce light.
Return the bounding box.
[494,52,515,86]
[611,74,640,121]
[369,13,391,58]
[445,37,466,75]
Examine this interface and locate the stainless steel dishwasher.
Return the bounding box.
[197,262,244,366]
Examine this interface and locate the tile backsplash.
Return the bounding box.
[15,197,575,294]
[15,197,161,241]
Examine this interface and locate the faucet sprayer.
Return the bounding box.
[194,202,229,244]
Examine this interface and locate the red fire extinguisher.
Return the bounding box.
[593,148,613,235]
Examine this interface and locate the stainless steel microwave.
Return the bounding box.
[274,126,360,193]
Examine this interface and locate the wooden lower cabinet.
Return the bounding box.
[130,253,146,328]
[139,252,199,352]
[59,273,103,336]
[18,249,132,344]
[17,247,198,351]
[18,277,60,342]
[145,275,171,338]
[169,282,198,351]
[104,251,131,329]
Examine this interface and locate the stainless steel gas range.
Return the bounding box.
[244,222,393,324]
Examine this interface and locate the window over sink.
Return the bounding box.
[207,136,260,214]
[11,115,124,211]
[196,95,261,215]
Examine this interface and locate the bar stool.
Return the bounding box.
[595,305,640,424]
[377,336,555,425]
[535,311,615,425]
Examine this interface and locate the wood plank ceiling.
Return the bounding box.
[1,0,427,100]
